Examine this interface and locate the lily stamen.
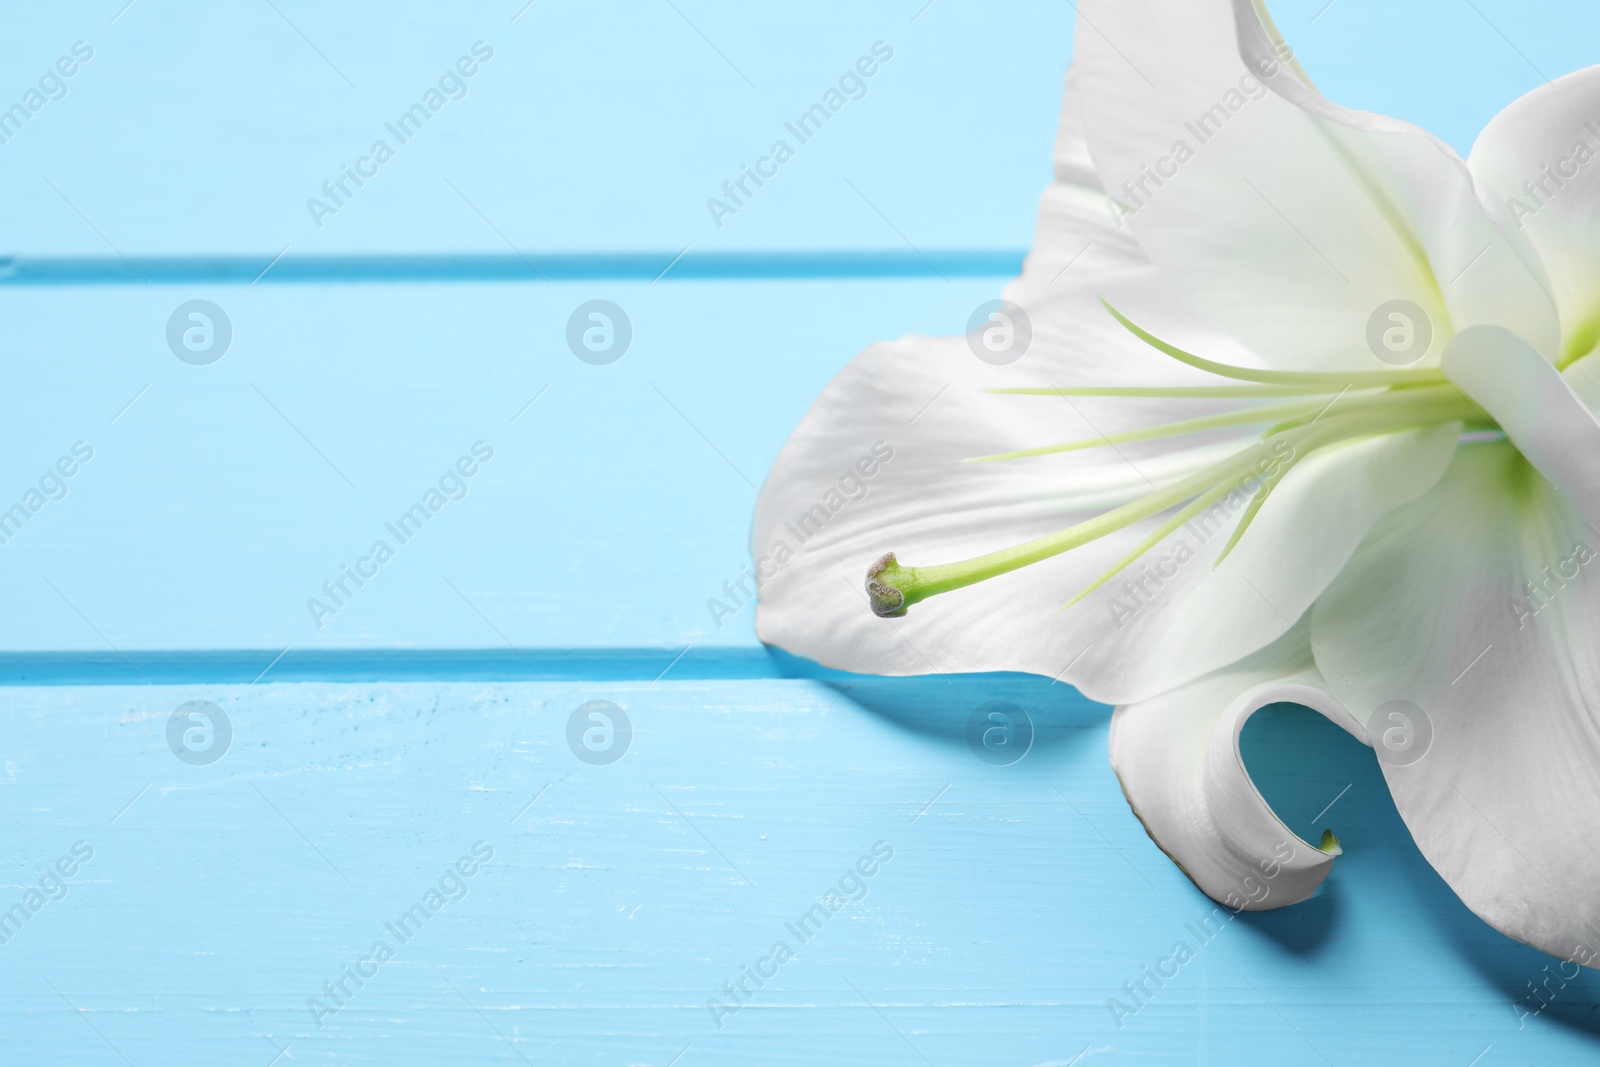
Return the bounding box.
[866,393,1482,618]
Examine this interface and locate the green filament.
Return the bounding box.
[1100,301,1446,389]
[985,384,1364,399]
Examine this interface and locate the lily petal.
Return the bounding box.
[1074,0,1559,370]
[1443,324,1600,524]
[1021,67,1148,281]
[1312,440,1600,962]
[1467,65,1600,364]
[1111,629,1352,910]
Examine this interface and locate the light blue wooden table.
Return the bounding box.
[5,2,1600,1063]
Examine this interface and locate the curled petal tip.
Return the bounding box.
[1319,828,1343,856]
[866,552,909,618]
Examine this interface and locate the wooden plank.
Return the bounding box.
[0,1,1071,254]
[0,681,1584,1063]
[0,278,1002,651]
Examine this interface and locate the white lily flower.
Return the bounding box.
[752,0,1600,962]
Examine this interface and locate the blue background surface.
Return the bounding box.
[5,1,1600,1063]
